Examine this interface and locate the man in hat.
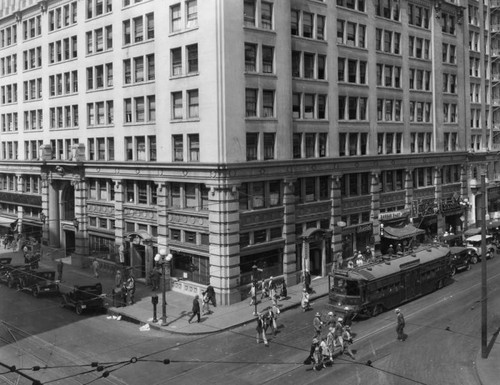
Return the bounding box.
[395,308,405,341]
[387,244,394,257]
[326,311,336,328]
[188,295,201,323]
[313,311,324,338]
[334,317,344,350]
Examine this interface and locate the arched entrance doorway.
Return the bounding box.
[300,228,333,277]
[124,231,155,281]
[61,185,75,221]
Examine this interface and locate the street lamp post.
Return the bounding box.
[459,198,470,232]
[154,249,173,326]
[252,264,258,316]
[471,172,488,359]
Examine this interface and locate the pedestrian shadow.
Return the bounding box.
[485,326,500,358]
[164,310,189,326]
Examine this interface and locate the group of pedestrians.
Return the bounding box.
[307,311,356,371]
[113,268,136,307]
[255,300,281,346]
[250,276,288,306]
[253,276,285,347]
[188,285,216,323]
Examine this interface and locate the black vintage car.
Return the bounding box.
[61,283,106,315]
[449,246,475,276]
[17,269,60,297]
[0,257,32,288]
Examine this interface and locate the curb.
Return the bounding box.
[107,292,329,336]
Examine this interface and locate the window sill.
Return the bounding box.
[88,124,114,129]
[170,73,199,80]
[245,117,277,122]
[122,39,154,50]
[170,118,200,124]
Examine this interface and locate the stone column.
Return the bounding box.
[405,168,414,209]
[434,167,444,235]
[16,174,24,239]
[40,173,50,245]
[282,178,297,285]
[331,174,343,261]
[370,172,381,253]
[72,177,88,267]
[113,179,125,246]
[47,176,60,248]
[207,184,240,305]
[155,182,168,251]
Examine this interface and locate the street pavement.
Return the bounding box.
[2,245,498,385]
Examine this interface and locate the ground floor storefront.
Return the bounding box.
[0,154,496,304]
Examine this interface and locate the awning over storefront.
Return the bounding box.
[382,224,425,240]
[464,227,482,237]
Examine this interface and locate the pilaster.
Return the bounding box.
[283,178,297,285]
[40,172,49,245]
[72,177,88,266]
[113,179,125,243]
[370,172,381,252]
[155,182,168,250]
[434,167,444,235]
[207,184,240,305]
[16,174,24,237]
[331,174,343,260]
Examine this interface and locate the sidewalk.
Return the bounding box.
[107,276,330,335]
[3,246,498,383]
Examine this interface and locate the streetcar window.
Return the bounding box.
[345,280,360,296]
[333,277,360,296]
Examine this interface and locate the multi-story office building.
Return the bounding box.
[0,0,498,304]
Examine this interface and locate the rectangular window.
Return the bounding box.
[263,133,275,160]
[246,88,257,117]
[262,90,274,117]
[261,2,273,30]
[246,133,258,161]
[171,48,182,76]
[187,44,198,73]
[262,45,273,74]
[173,135,183,161]
[186,1,198,28]
[172,92,183,119]
[188,134,199,161]
[188,89,199,118]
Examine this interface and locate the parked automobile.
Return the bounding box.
[441,234,464,247]
[17,269,60,297]
[61,283,106,315]
[464,235,497,263]
[0,257,32,288]
[449,247,475,276]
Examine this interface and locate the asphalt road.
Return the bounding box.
[1,256,499,385]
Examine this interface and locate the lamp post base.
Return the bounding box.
[160,317,167,326]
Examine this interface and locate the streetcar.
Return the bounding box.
[328,244,451,318]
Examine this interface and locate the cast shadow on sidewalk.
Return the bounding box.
[164,310,193,326]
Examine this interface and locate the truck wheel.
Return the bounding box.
[32,287,39,297]
[75,303,83,315]
[7,278,14,288]
[466,263,471,271]
[450,266,457,277]
[471,255,479,264]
